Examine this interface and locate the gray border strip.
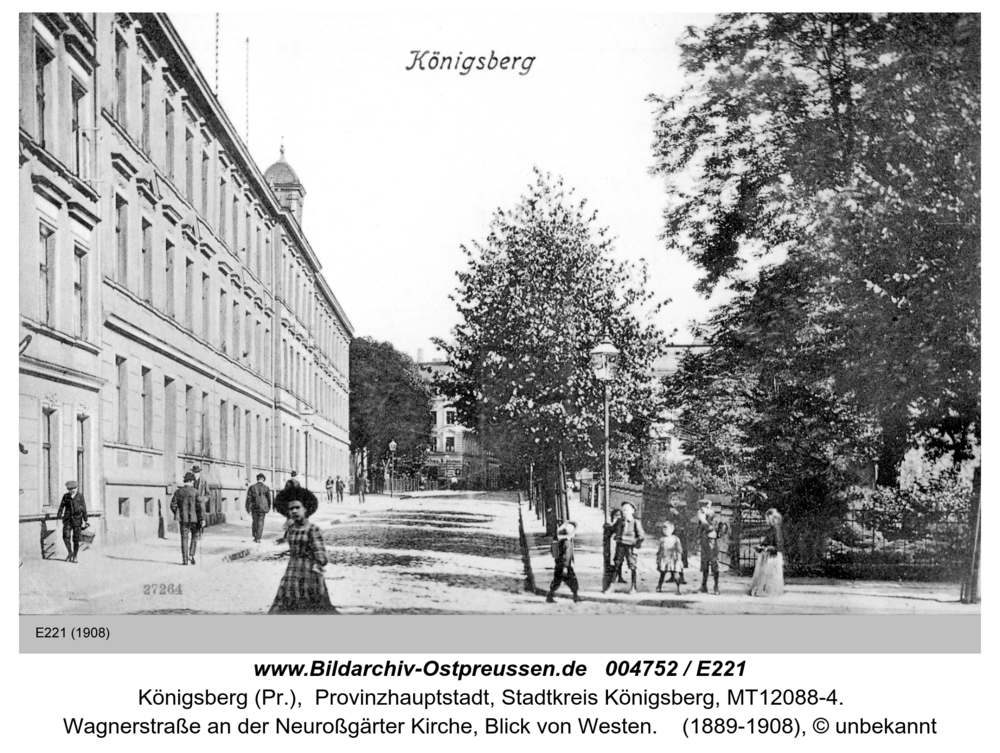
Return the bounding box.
[20,615,980,654]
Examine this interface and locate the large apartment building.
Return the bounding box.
[18,13,353,558]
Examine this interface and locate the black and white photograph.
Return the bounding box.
[17,10,981,619]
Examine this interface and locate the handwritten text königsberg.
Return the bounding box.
[406,51,535,76]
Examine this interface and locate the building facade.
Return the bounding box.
[19,12,353,559]
[419,361,500,490]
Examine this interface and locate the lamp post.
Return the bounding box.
[590,337,620,590]
[388,439,397,497]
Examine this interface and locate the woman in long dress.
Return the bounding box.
[749,508,785,597]
[270,481,337,614]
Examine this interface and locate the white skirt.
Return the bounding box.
[749,551,785,597]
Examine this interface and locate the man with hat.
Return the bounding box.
[605,501,645,594]
[335,475,345,504]
[57,480,88,563]
[246,473,272,543]
[171,472,205,565]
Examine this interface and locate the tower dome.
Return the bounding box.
[264,144,306,225]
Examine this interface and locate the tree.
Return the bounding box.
[349,337,434,486]
[435,169,667,488]
[649,13,980,478]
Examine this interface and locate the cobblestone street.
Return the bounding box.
[20,491,981,616]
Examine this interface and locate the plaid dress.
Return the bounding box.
[269,522,336,614]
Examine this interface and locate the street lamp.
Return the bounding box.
[388,439,398,497]
[590,337,620,590]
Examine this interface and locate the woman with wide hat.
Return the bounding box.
[269,480,337,614]
[749,508,785,597]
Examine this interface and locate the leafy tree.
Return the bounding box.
[349,337,433,484]
[649,13,980,478]
[435,169,667,488]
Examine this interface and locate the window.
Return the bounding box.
[164,240,175,318]
[265,237,271,285]
[76,415,88,493]
[256,414,262,466]
[263,326,271,373]
[233,405,241,460]
[42,408,56,506]
[141,218,152,303]
[140,68,151,153]
[201,392,210,454]
[218,179,227,237]
[244,310,252,363]
[445,437,455,452]
[184,130,194,201]
[35,38,53,147]
[119,497,130,517]
[165,101,175,180]
[185,385,195,453]
[255,320,263,373]
[115,196,128,286]
[245,210,251,260]
[116,356,128,443]
[219,288,228,353]
[219,400,228,460]
[200,151,209,216]
[232,301,240,358]
[141,366,152,446]
[256,225,263,279]
[201,273,210,340]
[71,79,86,176]
[264,418,270,466]
[144,497,154,516]
[114,35,127,125]
[72,246,88,339]
[184,258,194,329]
[446,410,456,426]
[232,196,240,251]
[38,223,55,326]
[430,437,437,453]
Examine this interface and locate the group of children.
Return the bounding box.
[546,498,728,602]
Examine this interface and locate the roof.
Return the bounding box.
[263,145,302,186]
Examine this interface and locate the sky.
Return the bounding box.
[170,11,729,362]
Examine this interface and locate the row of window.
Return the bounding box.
[39,408,92,507]
[280,338,347,427]
[281,250,349,378]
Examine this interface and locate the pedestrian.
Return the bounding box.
[57,480,88,563]
[325,476,334,504]
[356,474,366,504]
[546,521,581,603]
[665,497,690,571]
[335,475,345,504]
[750,508,785,597]
[270,481,336,614]
[697,500,722,594]
[170,472,205,565]
[656,521,684,594]
[605,501,645,594]
[288,470,300,487]
[246,473,272,543]
[191,464,211,517]
[602,508,627,590]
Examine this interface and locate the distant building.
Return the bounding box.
[649,344,713,463]
[419,361,500,490]
[19,13,352,559]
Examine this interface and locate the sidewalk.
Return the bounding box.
[520,493,980,614]
[19,493,380,615]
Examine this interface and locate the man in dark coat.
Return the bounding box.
[191,464,211,516]
[546,521,581,603]
[697,500,723,594]
[335,476,345,504]
[171,472,205,565]
[246,473,272,543]
[57,480,88,563]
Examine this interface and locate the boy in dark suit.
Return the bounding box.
[57,480,88,562]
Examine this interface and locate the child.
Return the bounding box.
[697,501,722,595]
[547,521,581,603]
[656,521,683,594]
[270,481,337,613]
[605,501,645,594]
